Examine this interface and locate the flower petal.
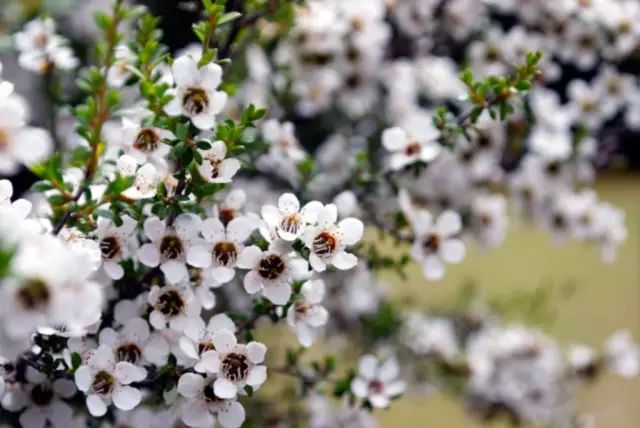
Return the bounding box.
[212,329,237,352]
[115,361,146,385]
[217,400,246,428]
[237,245,262,269]
[187,245,212,268]
[382,127,407,151]
[86,394,107,417]
[262,282,292,305]
[172,55,199,87]
[214,377,238,399]
[440,238,466,264]
[330,251,358,270]
[436,210,462,237]
[177,373,205,398]
[247,342,267,364]
[112,385,142,411]
[278,193,300,215]
[338,218,364,246]
[358,355,378,380]
[246,365,267,387]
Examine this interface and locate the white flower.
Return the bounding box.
[96,216,138,280]
[74,345,146,416]
[567,79,606,129]
[261,119,306,162]
[197,329,267,398]
[138,214,202,284]
[604,330,639,378]
[147,284,201,333]
[122,163,161,200]
[302,203,364,272]
[261,193,323,241]
[0,94,52,174]
[528,127,572,162]
[110,117,174,166]
[409,209,466,280]
[195,140,241,183]
[165,55,228,130]
[351,355,406,408]
[13,17,78,73]
[209,189,253,227]
[589,201,627,263]
[382,121,441,170]
[98,317,164,367]
[470,193,508,249]
[107,45,137,87]
[567,344,597,376]
[403,313,459,359]
[0,62,15,98]
[286,280,328,347]
[0,179,43,239]
[177,373,246,427]
[179,313,235,371]
[237,242,309,305]
[186,216,255,285]
[0,235,103,340]
[59,228,102,273]
[14,368,76,428]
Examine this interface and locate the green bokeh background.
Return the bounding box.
[377,173,640,427]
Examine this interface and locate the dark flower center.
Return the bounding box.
[581,99,597,113]
[552,213,567,230]
[312,231,337,257]
[579,36,595,49]
[17,279,50,310]
[346,74,361,89]
[545,162,561,176]
[301,52,333,66]
[189,268,203,286]
[92,370,115,395]
[133,128,160,153]
[207,158,221,179]
[423,233,441,253]
[218,208,236,226]
[485,45,501,61]
[368,379,385,395]
[478,214,493,227]
[198,341,215,355]
[30,384,54,406]
[183,87,209,115]
[346,46,360,62]
[280,214,301,235]
[258,254,286,280]
[618,20,632,34]
[221,352,250,382]
[294,301,312,320]
[33,33,49,48]
[100,236,121,259]
[405,142,422,156]
[160,235,184,259]
[156,289,185,316]
[0,128,8,149]
[116,343,142,364]
[213,242,238,267]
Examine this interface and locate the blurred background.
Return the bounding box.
[0,1,638,426]
[378,173,639,427]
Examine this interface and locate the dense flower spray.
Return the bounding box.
[0,1,637,427]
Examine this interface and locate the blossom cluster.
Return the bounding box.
[0,0,638,427]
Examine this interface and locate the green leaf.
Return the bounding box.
[218,11,242,26]
[71,352,82,370]
[196,140,212,150]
